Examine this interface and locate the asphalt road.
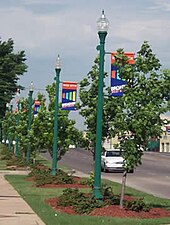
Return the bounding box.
[43,148,170,199]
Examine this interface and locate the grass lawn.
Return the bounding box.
[35,154,52,168]
[36,153,69,171]
[5,174,170,225]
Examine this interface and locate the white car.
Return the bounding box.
[101,149,124,172]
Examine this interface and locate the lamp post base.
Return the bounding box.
[51,168,56,176]
[93,186,103,201]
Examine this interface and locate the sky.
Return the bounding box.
[0,0,170,129]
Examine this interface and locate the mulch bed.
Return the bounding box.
[46,197,170,219]
[26,174,170,218]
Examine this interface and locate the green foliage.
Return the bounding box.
[28,167,74,186]
[80,171,94,187]
[58,187,150,215]
[31,84,78,159]
[2,110,18,147]
[58,185,121,215]
[2,83,79,162]
[114,43,170,172]
[6,156,31,167]
[79,56,116,152]
[0,145,12,160]
[57,188,102,214]
[28,165,49,177]
[101,184,120,205]
[0,38,27,119]
[79,41,170,171]
[0,144,32,168]
[125,198,150,212]
[79,41,170,207]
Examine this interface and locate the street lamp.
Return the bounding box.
[26,81,34,162]
[93,10,109,200]
[51,55,61,176]
[15,89,21,157]
[7,102,13,151]
[4,103,10,145]
[9,102,13,151]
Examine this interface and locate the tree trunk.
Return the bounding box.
[120,170,127,208]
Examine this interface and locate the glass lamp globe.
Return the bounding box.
[29,81,34,92]
[56,55,61,69]
[97,10,109,32]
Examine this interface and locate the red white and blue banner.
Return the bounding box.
[166,126,170,135]
[34,100,40,116]
[62,82,77,110]
[110,52,134,97]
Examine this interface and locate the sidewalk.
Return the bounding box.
[0,170,46,225]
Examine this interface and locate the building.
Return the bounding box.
[159,126,170,152]
[103,115,170,153]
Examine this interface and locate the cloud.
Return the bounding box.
[150,0,170,11]
[112,19,170,43]
[21,0,71,6]
[0,1,170,81]
[22,0,63,4]
[0,5,96,57]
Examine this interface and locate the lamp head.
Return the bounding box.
[56,55,61,69]
[29,81,34,92]
[17,88,20,96]
[97,10,109,32]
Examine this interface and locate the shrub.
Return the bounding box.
[7,156,31,167]
[80,171,94,187]
[57,188,102,214]
[125,198,150,212]
[28,167,75,186]
[0,147,12,160]
[57,187,150,214]
[28,166,50,178]
[101,184,120,205]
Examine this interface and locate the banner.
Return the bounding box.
[166,126,170,135]
[111,52,134,97]
[34,100,40,116]
[62,82,77,110]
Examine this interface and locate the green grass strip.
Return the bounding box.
[36,153,70,171]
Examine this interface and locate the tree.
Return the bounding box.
[79,56,121,157]
[0,38,27,119]
[31,83,79,160]
[79,41,170,205]
[2,110,16,151]
[112,43,170,207]
[2,81,79,164]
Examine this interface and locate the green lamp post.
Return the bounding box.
[26,81,34,162]
[51,55,61,176]
[15,95,20,157]
[8,102,13,151]
[93,10,109,200]
[0,120,2,143]
[5,103,9,145]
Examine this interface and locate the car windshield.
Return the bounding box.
[106,151,121,157]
